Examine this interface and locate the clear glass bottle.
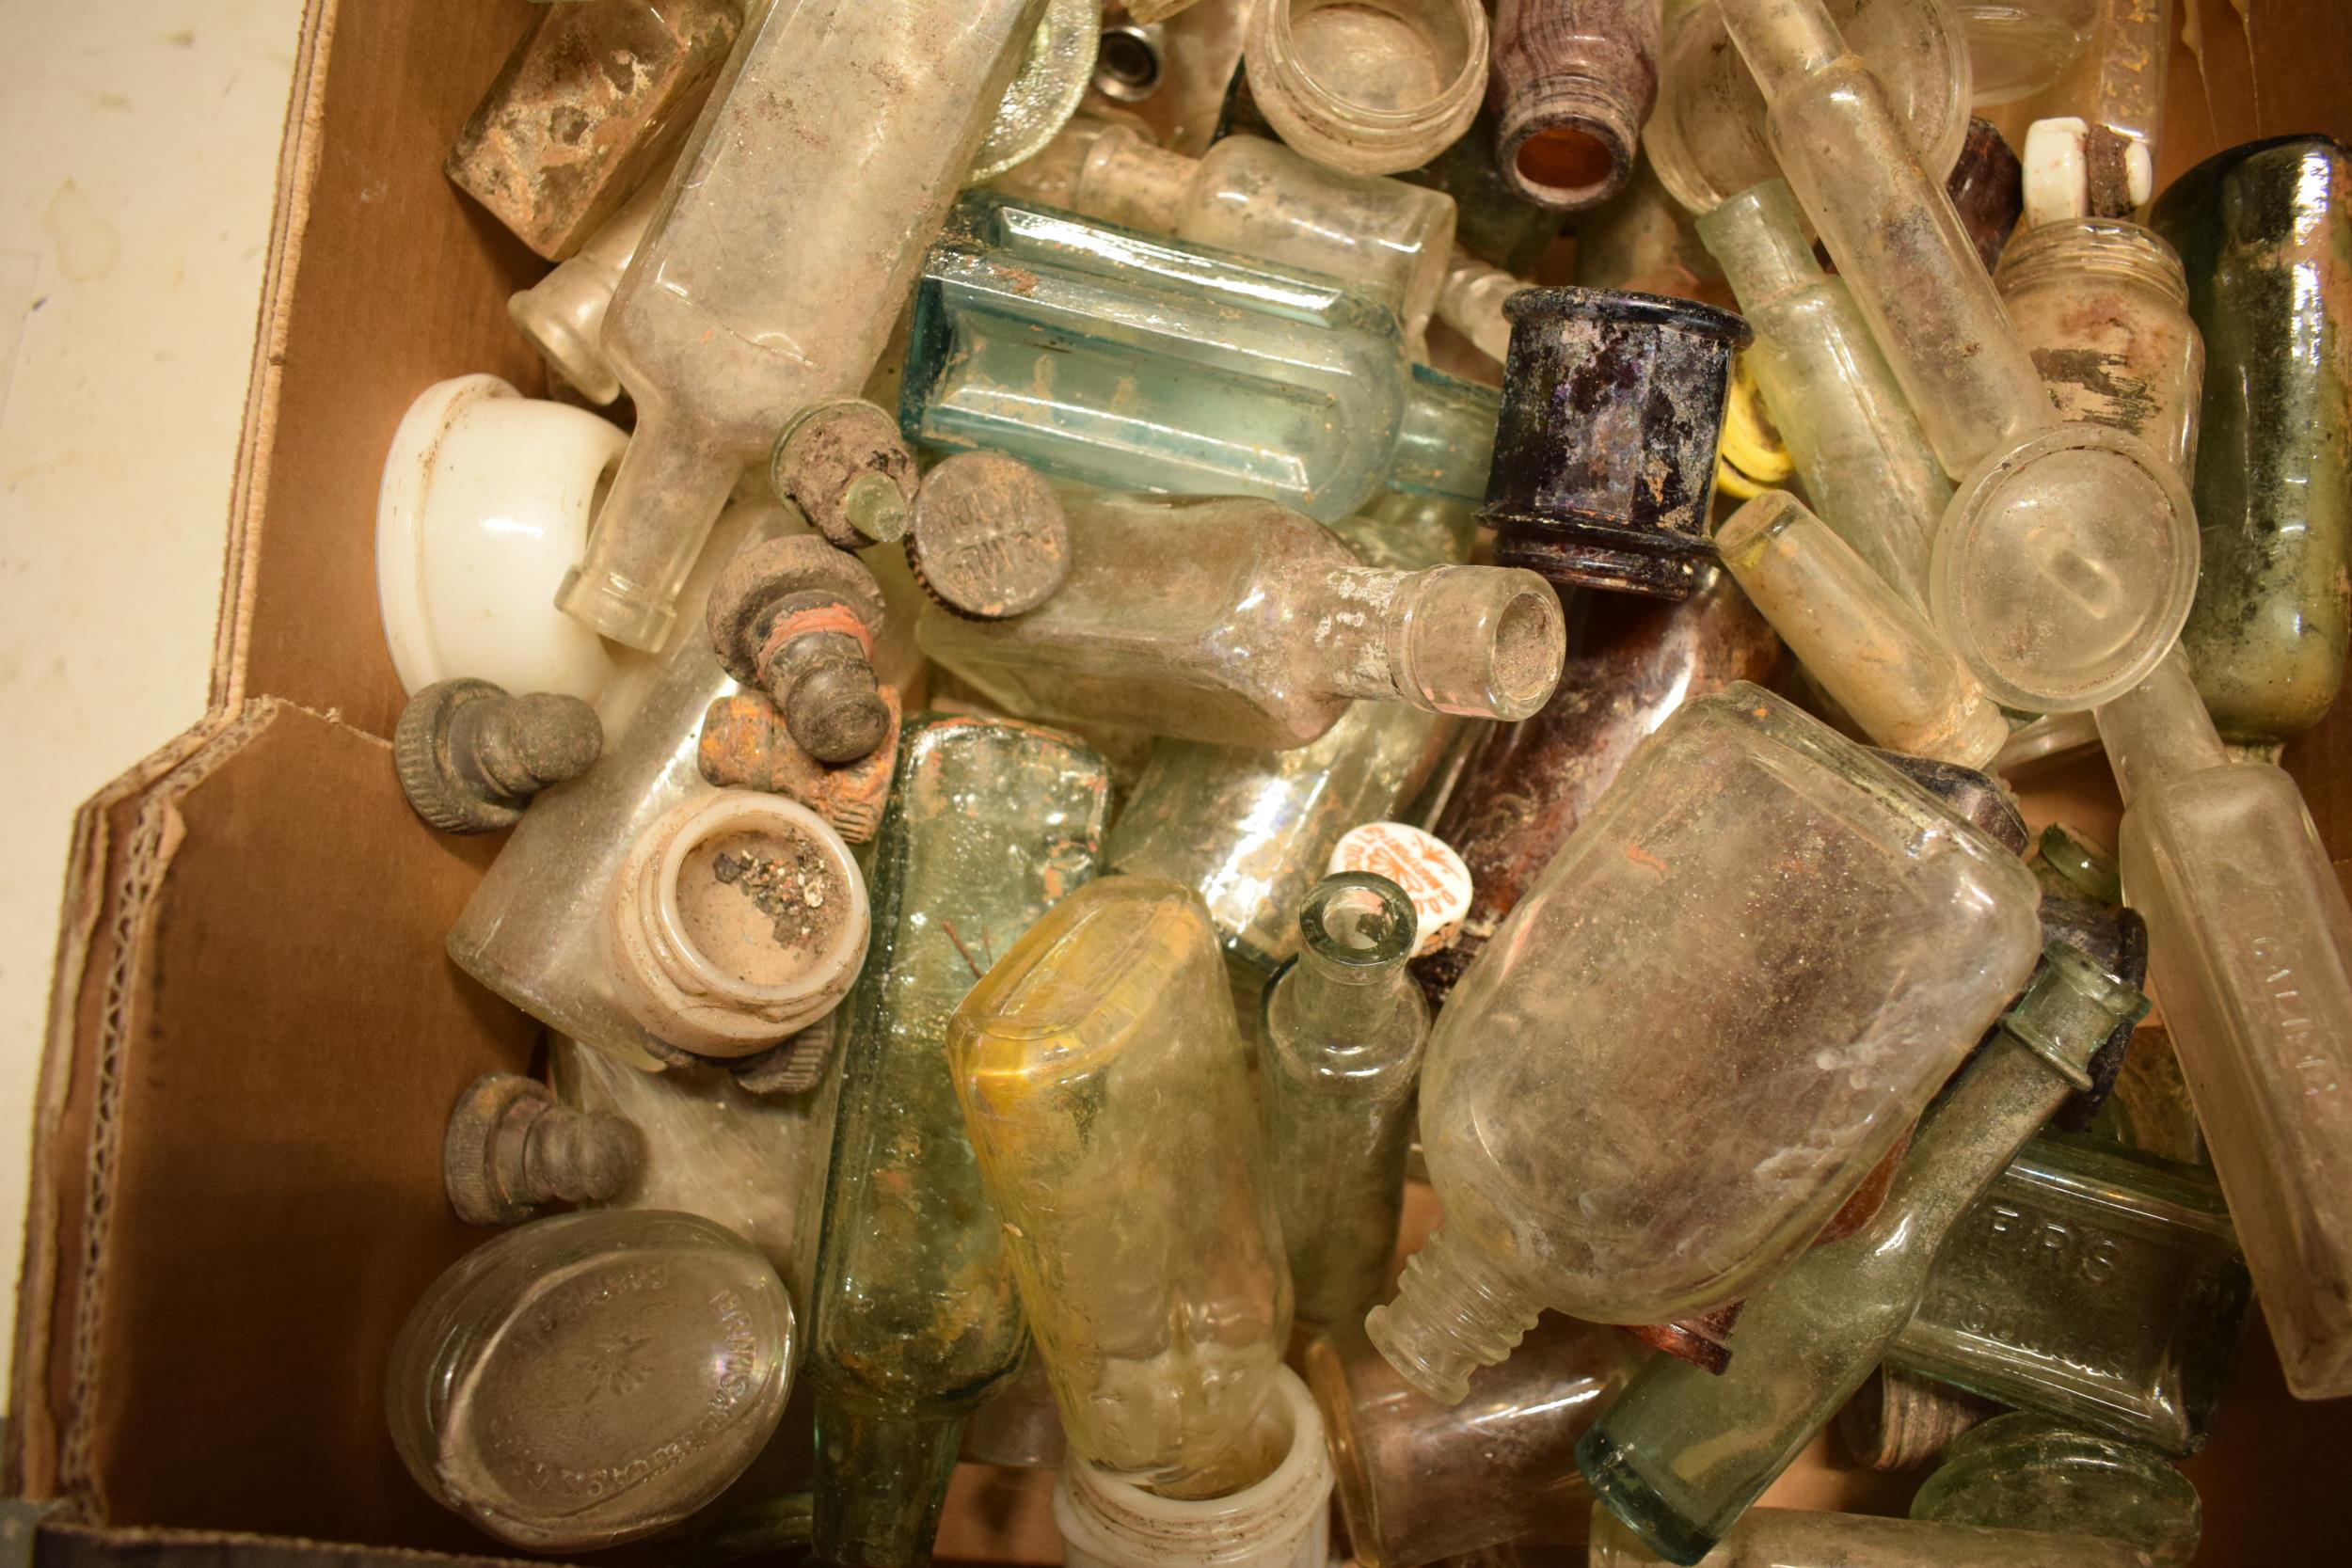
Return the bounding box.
[1912,1412,2203,1568]
[2151,135,2352,743]
[1101,496,1475,974]
[1889,1132,2251,1456]
[451,502,794,1073]
[1715,0,2199,715]
[558,0,1042,651]
[1714,491,2006,768]
[507,169,665,406]
[1000,118,1457,349]
[1646,0,1971,217]
[1413,565,1782,1006]
[551,1037,825,1285]
[1996,217,2203,477]
[806,715,1110,1568]
[1956,0,2095,105]
[2095,647,2352,1400]
[902,193,1497,523]
[1696,178,1950,607]
[916,491,1564,752]
[1488,0,1661,213]
[1436,249,1523,365]
[386,1210,795,1552]
[1587,1505,2162,1568]
[1242,0,1490,178]
[1576,942,2149,1563]
[949,877,1292,1500]
[1369,685,2043,1399]
[1258,874,1429,1333]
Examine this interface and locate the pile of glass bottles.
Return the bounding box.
[380,0,2349,1563]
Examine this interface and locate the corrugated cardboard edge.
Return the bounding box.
[210,0,338,718]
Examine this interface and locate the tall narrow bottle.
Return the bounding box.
[558,0,1041,651]
[1103,496,1475,975]
[1259,874,1430,1333]
[2095,648,2352,1400]
[902,193,1498,523]
[806,717,1111,1567]
[1577,942,2150,1564]
[1371,685,2042,1402]
[950,877,1293,1500]
[1587,1505,2161,1568]
[1696,178,1950,606]
[917,492,1564,751]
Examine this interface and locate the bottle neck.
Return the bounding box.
[1318,564,1565,722]
[2094,649,2230,807]
[811,1401,969,1568]
[1075,128,1197,236]
[1695,180,1824,315]
[1383,365,1500,501]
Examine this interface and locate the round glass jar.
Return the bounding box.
[1244,0,1490,177]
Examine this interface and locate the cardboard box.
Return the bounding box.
[9,2,2350,1564]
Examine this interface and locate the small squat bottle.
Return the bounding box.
[1714,491,2006,768]
[2096,648,2352,1400]
[1372,685,2042,1398]
[1911,1412,2202,1568]
[1242,0,1489,178]
[950,877,1294,1500]
[806,716,1111,1568]
[1309,1316,1649,1568]
[386,1210,794,1553]
[1258,874,1430,1333]
[1696,178,1950,606]
[1587,1505,2162,1568]
[917,491,1564,752]
[1002,118,1457,348]
[1576,942,2149,1564]
[904,193,1497,523]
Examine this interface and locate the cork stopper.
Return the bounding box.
[441,1073,643,1226]
[706,537,893,765]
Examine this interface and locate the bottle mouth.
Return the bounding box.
[1487,583,1568,717]
[1300,874,1418,971]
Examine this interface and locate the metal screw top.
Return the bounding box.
[394,678,603,835]
[729,1014,837,1096]
[905,451,1072,620]
[442,1073,643,1226]
[769,398,916,550]
[706,537,893,765]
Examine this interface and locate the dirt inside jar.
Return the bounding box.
[675,829,849,988]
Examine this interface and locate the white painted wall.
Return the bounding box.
[0,0,306,1385]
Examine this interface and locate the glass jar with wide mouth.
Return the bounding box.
[1244,0,1491,177]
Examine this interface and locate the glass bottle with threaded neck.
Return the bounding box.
[1259,874,1429,1333]
[2095,647,2352,1400]
[1696,179,1949,607]
[1714,491,2006,768]
[1576,942,2150,1565]
[1888,1132,2250,1456]
[949,877,1293,1500]
[1912,1412,2203,1567]
[556,0,1041,651]
[2151,135,2352,743]
[995,117,1456,350]
[1996,217,2203,478]
[1587,1504,2162,1568]
[805,716,1110,1568]
[1103,496,1475,977]
[1368,685,2042,1404]
[1716,0,2199,717]
[902,193,1498,523]
[917,491,1565,752]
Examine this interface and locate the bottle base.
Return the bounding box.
[1576,1425,1719,1568]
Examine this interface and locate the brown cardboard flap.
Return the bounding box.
[12,701,532,1547]
[218,0,548,742]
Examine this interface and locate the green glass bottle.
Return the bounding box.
[806,715,1111,1568]
[1577,941,2150,1565]
[1912,1412,2203,1568]
[1259,874,1431,1333]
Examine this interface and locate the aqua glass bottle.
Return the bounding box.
[900,192,1498,524]
[1103,496,1475,975]
[1912,1412,2203,1568]
[1890,1132,2250,1456]
[805,716,1111,1568]
[1578,942,2150,1565]
[1259,874,1430,1333]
